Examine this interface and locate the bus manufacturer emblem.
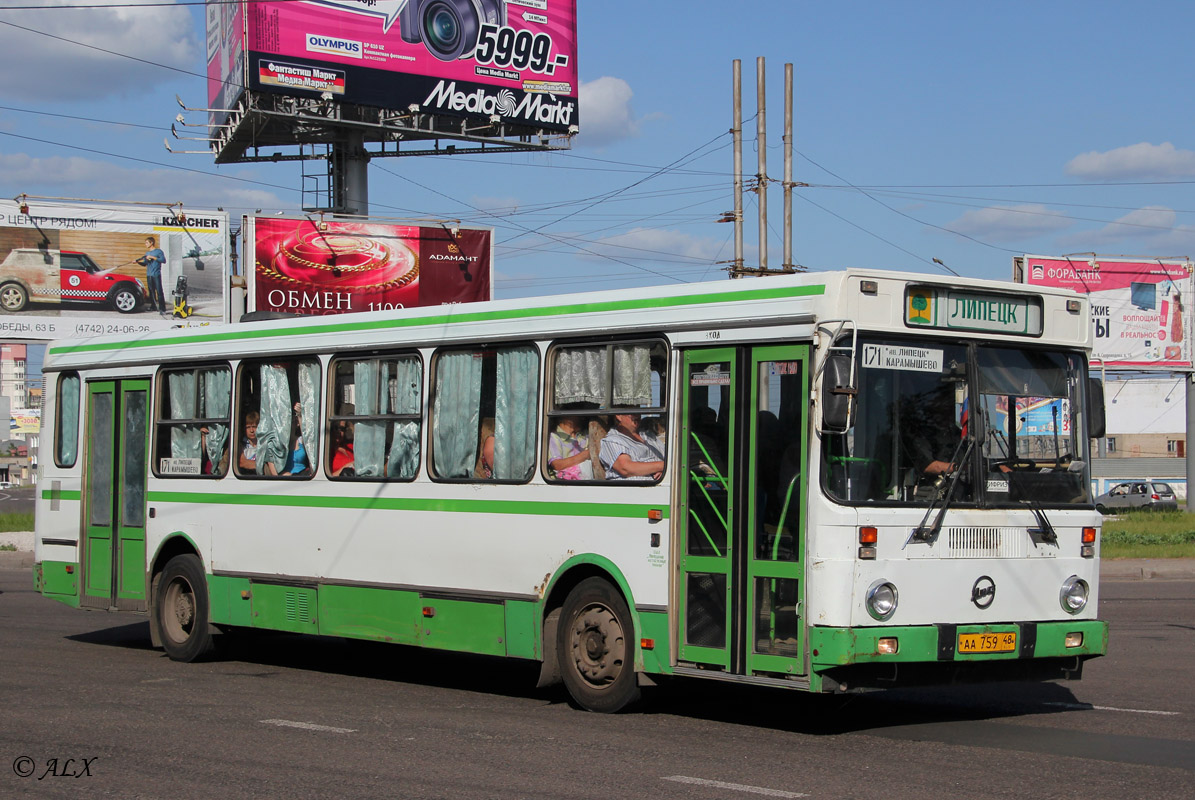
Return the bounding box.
[971,576,996,609]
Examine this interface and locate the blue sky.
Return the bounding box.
[1,0,1193,309]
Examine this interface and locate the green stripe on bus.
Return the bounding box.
[49,284,826,355]
[40,489,82,501]
[146,490,669,519]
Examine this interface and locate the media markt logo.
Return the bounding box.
[421,80,576,126]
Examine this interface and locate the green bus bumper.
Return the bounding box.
[808,620,1108,692]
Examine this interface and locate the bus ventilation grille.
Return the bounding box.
[942,527,1028,559]
[285,591,312,623]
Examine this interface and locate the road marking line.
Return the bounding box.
[1044,702,1179,716]
[662,776,809,798]
[260,719,357,733]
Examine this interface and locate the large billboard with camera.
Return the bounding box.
[0,199,229,342]
[208,0,578,132]
[247,216,492,316]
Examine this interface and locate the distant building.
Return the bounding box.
[0,343,37,484]
[1102,376,1185,458]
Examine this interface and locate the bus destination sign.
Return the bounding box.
[906,286,1041,336]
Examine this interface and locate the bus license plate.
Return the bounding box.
[958,632,1017,654]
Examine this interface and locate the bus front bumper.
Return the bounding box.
[808,619,1108,692]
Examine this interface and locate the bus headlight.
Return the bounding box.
[1059,576,1089,614]
[866,580,899,621]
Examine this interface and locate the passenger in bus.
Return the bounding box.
[600,413,666,481]
[479,434,495,478]
[265,402,310,476]
[903,383,962,479]
[475,418,496,479]
[330,420,355,477]
[548,415,592,480]
[238,411,260,473]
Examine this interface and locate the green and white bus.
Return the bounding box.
[33,269,1108,712]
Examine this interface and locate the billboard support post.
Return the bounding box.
[333,130,369,217]
[1187,374,1195,508]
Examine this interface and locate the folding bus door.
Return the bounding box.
[80,379,150,611]
[677,346,808,678]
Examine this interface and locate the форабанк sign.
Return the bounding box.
[229,0,578,132]
[1019,255,1193,370]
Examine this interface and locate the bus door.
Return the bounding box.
[677,346,808,678]
[80,379,150,611]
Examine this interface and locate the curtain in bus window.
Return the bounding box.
[202,369,231,470]
[434,351,483,477]
[353,359,386,477]
[613,344,652,407]
[57,374,80,466]
[387,422,420,479]
[298,361,319,466]
[386,358,422,479]
[167,371,201,459]
[256,364,291,474]
[554,347,607,406]
[495,346,537,480]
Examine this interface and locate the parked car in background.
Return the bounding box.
[1095,481,1179,513]
[0,248,146,313]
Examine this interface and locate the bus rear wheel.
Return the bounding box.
[156,554,213,662]
[558,577,641,713]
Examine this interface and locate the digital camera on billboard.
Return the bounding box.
[399,0,507,61]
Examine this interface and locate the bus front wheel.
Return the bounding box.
[557,577,641,713]
[156,554,214,662]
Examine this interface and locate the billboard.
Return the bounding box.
[248,216,492,315]
[1017,254,1194,370]
[208,0,578,132]
[206,0,247,128]
[0,200,230,342]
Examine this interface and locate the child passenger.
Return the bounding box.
[548,415,591,481]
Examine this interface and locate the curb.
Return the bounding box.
[1099,558,1195,581]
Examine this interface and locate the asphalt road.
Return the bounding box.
[1,567,1192,800]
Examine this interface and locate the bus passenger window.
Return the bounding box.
[155,366,232,478]
[328,354,422,480]
[235,358,320,478]
[55,372,81,468]
[430,345,538,482]
[545,340,667,484]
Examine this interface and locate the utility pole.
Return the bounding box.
[726,58,803,278]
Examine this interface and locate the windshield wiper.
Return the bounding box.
[911,436,974,543]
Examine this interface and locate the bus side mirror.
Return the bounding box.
[1087,377,1106,440]
[821,354,855,433]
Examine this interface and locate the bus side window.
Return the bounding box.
[429,344,538,482]
[55,372,81,468]
[544,340,668,484]
[236,358,321,478]
[155,366,232,478]
[328,354,422,480]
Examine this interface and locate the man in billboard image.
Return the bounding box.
[138,236,167,314]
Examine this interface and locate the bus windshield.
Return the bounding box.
[822,337,1092,507]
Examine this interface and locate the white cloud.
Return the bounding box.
[1065,142,1195,181]
[0,152,284,211]
[1063,205,1195,252]
[0,1,199,101]
[580,227,731,264]
[575,77,641,148]
[945,204,1072,242]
